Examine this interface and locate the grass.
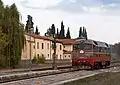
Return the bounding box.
[64,72,120,85]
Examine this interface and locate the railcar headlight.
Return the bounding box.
[80,50,84,53]
[83,60,86,62]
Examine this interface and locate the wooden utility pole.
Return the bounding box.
[52,34,57,70]
[26,15,34,71]
[29,32,32,71]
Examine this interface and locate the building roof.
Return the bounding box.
[75,39,110,48]
[26,34,63,43]
[58,39,77,45]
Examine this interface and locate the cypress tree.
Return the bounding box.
[25,15,34,33]
[57,28,59,35]
[60,21,65,38]
[56,28,59,37]
[51,24,55,36]
[45,27,51,36]
[35,26,39,35]
[79,27,82,38]
[84,28,88,40]
[66,27,71,39]
[82,26,85,38]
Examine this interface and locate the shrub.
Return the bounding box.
[32,56,37,64]
[38,54,45,64]
[0,55,7,68]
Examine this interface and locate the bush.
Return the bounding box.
[38,54,45,64]
[32,54,46,64]
[32,56,37,64]
[0,55,7,68]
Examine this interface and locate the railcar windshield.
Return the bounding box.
[73,43,92,50]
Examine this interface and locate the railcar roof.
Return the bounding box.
[74,39,110,48]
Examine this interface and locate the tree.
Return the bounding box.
[25,15,34,33]
[82,26,85,38]
[113,43,120,59]
[57,28,59,36]
[0,27,8,51]
[56,28,60,38]
[8,3,25,68]
[0,2,25,68]
[45,24,55,37]
[35,26,39,35]
[51,24,55,36]
[60,21,65,38]
[84,28,88,40]
[79,27,82,38]
[66,27,71,39]
[45,27,52,37]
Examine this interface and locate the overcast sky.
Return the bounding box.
[2,0,120,44]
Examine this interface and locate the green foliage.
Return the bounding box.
[66,27,71,39]
[32,54,46,64]
[35,26,39,35]
[0,55,7,68]
[57,28,59,35]
[0,27,8,51]
[32,56,37,64]
[45,24,56,37]
[78,26,88,39]
[45,27,51,36]
[51,24,55,35]
[38,54,45,64]
[0,0,25,68]
[113,43,120,59]
[25,15,34,33]
[60,21,65,38]
[79,27,82,38]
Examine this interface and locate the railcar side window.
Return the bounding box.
[84,44,92,50]
[93,46,98,52]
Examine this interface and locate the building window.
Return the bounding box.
[69,55,70,57]
[60,45,62,50]
[37,54,39,57]
[37,42,39,49]
[48,54,49,58]
[65,55,66,57]
[33,45,35,49]
[47,43,49,49]
[42,43,44,49]
[64,46,65,48]
[60,55,61,59]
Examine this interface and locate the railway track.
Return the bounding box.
[0,60,120,84]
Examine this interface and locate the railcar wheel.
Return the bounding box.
[94,62,100,69]
[90,66,94,70]
[73,66,78,70]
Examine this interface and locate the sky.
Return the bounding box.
[2,0,120,44]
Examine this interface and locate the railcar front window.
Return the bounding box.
[73,44,79,50]
[73,43,84,50]
[84,44,92,50]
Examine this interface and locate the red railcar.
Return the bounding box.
[72,39,111,69]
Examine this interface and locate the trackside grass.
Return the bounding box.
[64,72,120,85]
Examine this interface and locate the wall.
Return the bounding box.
[21,34,64,60]
[64,54,71,59]
[63,44,73,59]
[56,43,63,59]
[64,44,73,51]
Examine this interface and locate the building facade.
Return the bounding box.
[21,34,63,60]
[58,39,77,59]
